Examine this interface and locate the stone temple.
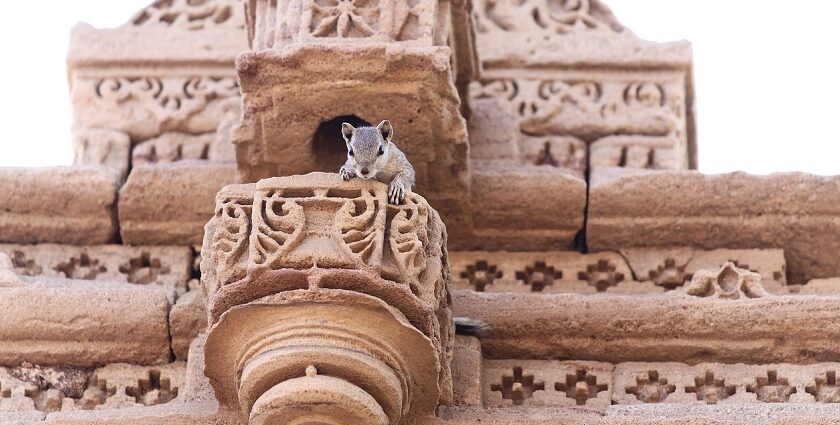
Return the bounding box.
[2,0,840,423]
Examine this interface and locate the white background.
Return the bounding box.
[0,1,838,175]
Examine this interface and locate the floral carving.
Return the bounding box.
[336,189,385,267]
[212,197,253,286]
[131,0,242,30]
[311,0,381,38]
[94,76,239,123]
[686,262,768,300]
[387,194,430,289]
[476,0,623,35]
[250,191,306,268]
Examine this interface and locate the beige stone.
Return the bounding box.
[0,280,171,367]
[72,129,131,181]
[118,162,239,246]
[450,251,633,294]
[483,360,613,409]
[0,244,192,293]
[132,133,216,167]
[799,278,840,295]
[169,291,207,360]
[0,253,22,287]
[464,161,587,251]
[622,248,787,292]
[590,135,686,174]
[68,0,247,143]
[0,167,119,245]
[588,171,840,284]
[451,337,483,406]
[453,290,840,364]
[201,173,452,424]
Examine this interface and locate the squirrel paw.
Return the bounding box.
[388,182,405,205]
[339,167,356,181]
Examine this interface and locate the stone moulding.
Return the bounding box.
[453,290,840,365]
[201,172,453,424]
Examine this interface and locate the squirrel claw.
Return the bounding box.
[339,168,355,181]
[388,183,405,205]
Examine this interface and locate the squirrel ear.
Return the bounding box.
[377,120,393,142]
[341,123,355,143]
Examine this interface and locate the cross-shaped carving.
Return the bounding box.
[625,370,676,403]
[53,253,106,280]
[11,251,42,276]
[747,370,796,403]
[119,252,170,285]
[685,370,736,404]
[554,368,608,406]
[515,261,563,292]
[578,259,624,292]
[460,260,503,292]
[806,371,840,403]
[125,369,179,406]
[648,258,690,290]
[490,366,545,405]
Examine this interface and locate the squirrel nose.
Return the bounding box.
[360,168,369,175]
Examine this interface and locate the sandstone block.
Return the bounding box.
[0,167,118,245]
[590,135,686,175]
[118,162,239,246]
[0,280,171,367]
[451,337,483,406]
[451,251,633,294]
[132,133,216,167]
[0,244,192,293]
[453,290,840,364]
[169,291,207,360]
[72,129,131,181]
[464,161,587,251]
[483,359,613,409]
[588,171,840,284]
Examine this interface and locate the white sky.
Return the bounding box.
[0,1,838,175]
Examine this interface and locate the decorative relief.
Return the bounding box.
[94,76,239,124]
[386,194,430,289]
[624,370,676,403]
[475,0,624,35]
[131,0,243,30]
[311,0,381,38]
[337,189,385,267]
[469,77,685,139]
[249,190,306,268]
[686,262,768,300]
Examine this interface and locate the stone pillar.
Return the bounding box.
[201,172,453,424]
[232,0,472,239]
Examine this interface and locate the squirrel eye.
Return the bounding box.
[349,149,354,156]
[377,146,384,156]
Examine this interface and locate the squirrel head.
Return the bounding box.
[341,120,393,179]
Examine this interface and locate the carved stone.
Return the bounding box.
[201,172,452,424]
[72,129,132,181]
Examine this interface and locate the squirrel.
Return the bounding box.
[339,120,416,205]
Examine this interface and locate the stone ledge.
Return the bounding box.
[0,167,119,245]
[588,171,840,284]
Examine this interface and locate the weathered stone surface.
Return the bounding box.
[484,360,613,408]
[0,244,192,294]
[451,251,633,294]
[68,0,247,143]
[613,362,840,405]
[451,336,483,406]
[72,129,131,181]
[589,171,840,284]
[0,279,171,367]
[463,162,587,251]
[453,290,840,364]
[590,135,687,175]
[201,172,453,424]
[169,291,207,360]
[118,162,239,246]
[0,167,119,245]
[622,248,787,292]
[132,133,215,167]
[0,253,22,287]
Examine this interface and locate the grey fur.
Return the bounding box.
[339,120,416,204]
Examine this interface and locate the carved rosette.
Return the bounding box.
[201,172,452,424]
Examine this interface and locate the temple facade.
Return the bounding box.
[2,0,840,424]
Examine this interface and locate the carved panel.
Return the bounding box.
[473,0,623,37]
[483,360,613,408]
[131,0,245,30]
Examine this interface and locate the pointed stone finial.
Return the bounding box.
[305,365,318,378]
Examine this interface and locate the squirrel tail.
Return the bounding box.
[454,317,490,338]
